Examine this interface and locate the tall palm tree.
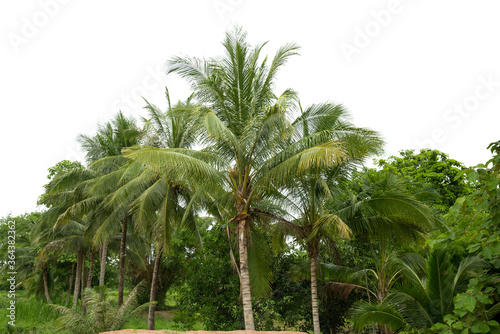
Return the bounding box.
[275,102,383,334]
[38,161,96,309]
[136,93,203,330]
[91,92,202,330]
[76,111,143,307]
[124,28,378,329]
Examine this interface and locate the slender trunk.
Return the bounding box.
[80,254,86,312]
[72,249,83,309]
[377,240,393,334]
[65,262,75,306]
[148,245,164,330]
[82,251,96,315]
[99,244,108,301]
[310,254,321,334]
[118,218,128,308]
[378,244,388,302]
[42,264,51,303]
[238,220,255,330]
[362,251,376,334]
[86,251,95,289]
[362,252,371,303]
[81,254,87,290]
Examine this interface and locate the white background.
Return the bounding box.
[1,0,499,217]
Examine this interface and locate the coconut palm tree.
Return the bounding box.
[89,91,202,330]
[124,27,380,329]
[133,93,202,330]
[76,111,143,307]
[275,102,383,334]
[38,161,97,309]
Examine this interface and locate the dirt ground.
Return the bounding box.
[100,331,308,334]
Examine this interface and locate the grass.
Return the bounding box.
[0,291,66,334]
[0,290,204,333]
[124,309,205,331]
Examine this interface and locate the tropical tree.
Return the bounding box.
[275,102,383,334]
[38,162,96,309]
[336,172,436,296]
[137,93,202,330]
[376,149,472,212]
[88,92,202,330]
[0,212,51,301]
[430,140,500,333]
[124,27,381,329]
[76,111,143,307]
[51,282,153,334]
[350,249,485,332]
[324,171,436,333]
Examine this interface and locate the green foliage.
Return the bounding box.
[432,272,500,334]
[178,225,326,331]
[171,310,198,330]
[352,300,407,332]
[77,111,143,164]
[51,283,153,334]
[178,225,244,330]
[46,160,85,180]
[130,230,189,310]
[253,252,314,332]
[349,249,484,332]
[432,141,500,334]
[0,292,63,333]
[376,149,471,212]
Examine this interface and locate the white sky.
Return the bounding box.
[1,0,499,218]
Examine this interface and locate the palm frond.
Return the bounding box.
[351,301,407,332]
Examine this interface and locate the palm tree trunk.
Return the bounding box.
[362,251,376,334]
[362,252,371,302]
[377,240,393,334]
[81,254,86,290]
[99,244,107,286]
[65,262,75,306]
[118,217,128,308]
[238,220,255,330]
[310,255,321,334]
[42,264,51,303]
[86,250,95,289]
[72,249,83,309]
[148,245,164,330]
[82,251,96,315]
[80,254,86,312]
[99,244,107,301]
